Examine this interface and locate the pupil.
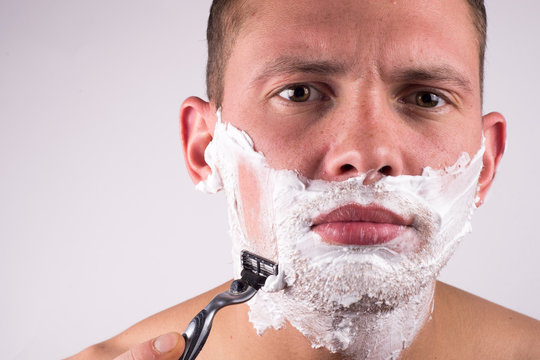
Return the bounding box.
[292,86,309,101]
[418,92,438,107]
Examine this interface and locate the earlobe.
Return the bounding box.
[179,96,216,185]
[476,112,507,206]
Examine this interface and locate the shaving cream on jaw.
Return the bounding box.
[197,110,485,359]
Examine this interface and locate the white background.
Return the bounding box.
[1,1,539,359]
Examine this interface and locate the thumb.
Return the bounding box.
[113,332,185,360]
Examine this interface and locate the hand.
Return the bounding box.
[113,332,185,360]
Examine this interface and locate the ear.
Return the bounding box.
[476,112,506,206]
[179,96,217,185]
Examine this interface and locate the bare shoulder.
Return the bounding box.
[436,281,540,359]
[66,281,231,359]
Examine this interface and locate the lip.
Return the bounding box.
[311,203,414,246]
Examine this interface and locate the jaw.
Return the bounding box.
[249,278,437,358]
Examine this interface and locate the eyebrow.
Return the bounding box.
[251,56,347,85]
[390,66,473,92]
[251,56,474,93]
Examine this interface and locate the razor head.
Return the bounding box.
[240,250,278,290]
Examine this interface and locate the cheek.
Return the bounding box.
[238,162,262,241]
[249,124,328,178]
[237,161,278,259]
[408,119,483,169]
[228,104,327,174]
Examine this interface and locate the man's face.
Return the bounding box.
[215,0,484,249]
[192,1,498,352]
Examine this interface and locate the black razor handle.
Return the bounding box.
[178,280,257,360]
[179,308,210,360]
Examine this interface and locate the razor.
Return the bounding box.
[178,251,278,360]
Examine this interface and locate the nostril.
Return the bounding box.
[339,164,392,176]
[379,165,392,176]
[340,164,356,173]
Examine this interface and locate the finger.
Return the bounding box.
[113,332,185,360]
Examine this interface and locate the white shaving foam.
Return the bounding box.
[197,110,484,359]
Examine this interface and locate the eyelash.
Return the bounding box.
[399,89,450,110]
[276,83,327,103]
[272,83,453,111]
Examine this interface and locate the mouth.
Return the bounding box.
[311,203,415,246]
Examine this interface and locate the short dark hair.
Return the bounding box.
[465,0,487,91]
[206,0,487,107]
[206,0,249,108]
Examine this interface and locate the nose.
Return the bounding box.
[318,103,404,182]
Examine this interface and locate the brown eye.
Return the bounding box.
[415,92,444,108]
[278,84,322,102]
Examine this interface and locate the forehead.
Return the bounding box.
[225,0,480,97]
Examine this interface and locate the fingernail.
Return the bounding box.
[153,332,179,354]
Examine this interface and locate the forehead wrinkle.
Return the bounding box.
[250,55,347,86]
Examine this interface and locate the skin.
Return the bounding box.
[69,0,540,359]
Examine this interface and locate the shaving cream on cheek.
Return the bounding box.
[198,110,484,359]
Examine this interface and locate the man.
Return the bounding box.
[70,0,540,359]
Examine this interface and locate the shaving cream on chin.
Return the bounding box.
[197,110,485,359]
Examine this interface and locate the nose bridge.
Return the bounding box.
[321,91,403,180]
